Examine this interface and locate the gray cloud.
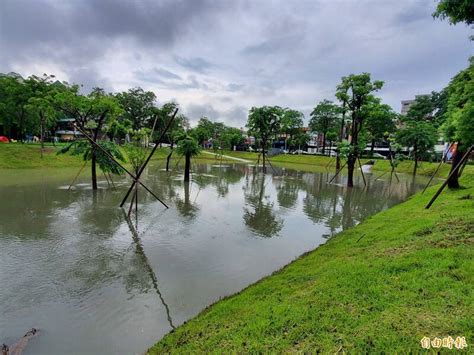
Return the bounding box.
[0,0,472,128]
[174,56,214,73]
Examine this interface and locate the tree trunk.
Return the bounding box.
[166,142,174,172]
[370,139,375,155]
[413,143,418,176]
[322,133,326,155]
[184,153,191,182]
[347,111,359,188]
[262,140,267,173]
[447,146,463,189]
[40,112,44,159]
[347,154,356,187]
[90,110,107,190]
[91,149,98,190]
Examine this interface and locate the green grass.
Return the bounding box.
[1,144,472,178]
[0,143,84,169]
[149,173,474,353]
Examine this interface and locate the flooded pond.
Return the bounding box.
[0,162,426,354]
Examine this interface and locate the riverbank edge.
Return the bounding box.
[148,172,473,353]
[2,144,471,178]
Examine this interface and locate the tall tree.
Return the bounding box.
[336,74,383,187]
[115,87,157,130]
[280,108,304,150]
[433,0,474,25]
[363,98,397,154]
[177,135,201,182]
[56,86,123,189]
[0,74,33,139]
[441,58,474,187]
[246,106,283,172]
[396,121,437,175]
[24,74,60,157]
[309,100,339,155]
[191,117,223,146]
[335,89,350,171]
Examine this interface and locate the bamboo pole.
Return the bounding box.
[120,108,178,207]
[425,146,473,209]
[68,160,88,190]
[328,161,347,184]
[357,157,366,186]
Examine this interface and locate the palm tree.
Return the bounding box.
[177,135,201,182]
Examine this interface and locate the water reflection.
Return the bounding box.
[123,212,175,330]
[0,163,428,354]
[243,169,284,238]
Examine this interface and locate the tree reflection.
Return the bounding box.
[275,171,305,210]
[243,171,283,238]
[175,181,199,220]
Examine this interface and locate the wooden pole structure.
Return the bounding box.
[328,161,347,184]
[108,172,116,190]
[425,146,473,209]
[357,157,366,186]
[123,211,175,330]
[74,124,170,209]
[374,171,387,181]
[120,108,178,208]
[68,160,88,190]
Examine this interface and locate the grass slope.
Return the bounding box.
[149,173,474,353]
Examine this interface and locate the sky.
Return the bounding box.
[0,0,472,127]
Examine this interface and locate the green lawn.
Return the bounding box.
[1,144,471,179]
[149,172,474,353]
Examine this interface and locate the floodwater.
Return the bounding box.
[0,162,427,354]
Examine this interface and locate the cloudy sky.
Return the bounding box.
[0,0,472,127]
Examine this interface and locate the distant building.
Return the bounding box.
[400,94,429,115]
[55,118,83,141]
[400,99,415,115]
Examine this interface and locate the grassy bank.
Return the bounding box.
[0,144,233,169]
[149,173,474,353]
[1,144,471,178]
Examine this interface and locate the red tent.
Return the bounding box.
[0,136,10,143]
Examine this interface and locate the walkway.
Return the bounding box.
[202,151,252,163]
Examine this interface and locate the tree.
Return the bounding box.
[309,100,339,155]
[221,127,245,150]
[335,89,350,171]
[191,117,222,146]
[56,86,123,189]
[336,74,383,187]
[176,135,201,182]
[441,57,474,187]
[24,74,61,157]
[363,98,397,154]
[433,0,474,25]
[396,120,437,175]
[115,87,157,130]
[281,109,304,150]
[246,106,283,172]
[0,74,33,139]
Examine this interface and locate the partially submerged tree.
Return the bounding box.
[309,100,339,155]
[56,86,124,189]
[336,74,383,187]
[176,135,201,182]
[440,57,474,188]
[246,106,283,172]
